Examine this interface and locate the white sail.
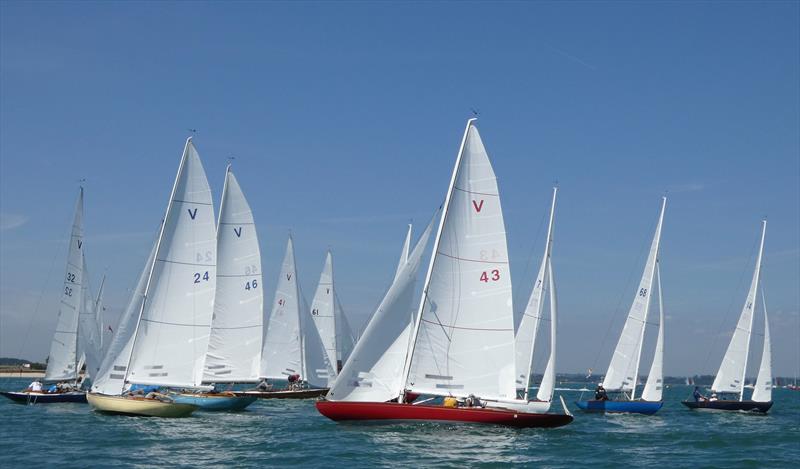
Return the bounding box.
[126,138,217,388]
[45,188,84,382]
[516,187,557,396]
[204,167,263,383]
[406,120,516,400]
[603,197,666,395]
[78,256,103,380]
[309,251,338,385]
[95,274,107,356]
[394,224,412,281]
[641,261,665,402]
[752,292,772,402]
[536,258,557,402]
[261,237,305,381]
[712,220,766,397]
[92,241,157,395]
[302,292,335,388]
[328,218,435,402]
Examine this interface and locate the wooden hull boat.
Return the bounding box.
[171,392,257,411]
[315,400,573,428]
[0,390,87,404]
[681,399,772,413]
[234,388,328,399]
[87,393,197,417]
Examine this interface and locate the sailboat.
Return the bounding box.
[512,186,559,413]
[171,165,260,411]
[575,197,666,415]
[316,119,572,428]
[240,236,330,399]
[87,137,216,417]
[308,251,345,385]
[324,219,435,403]
[1,188,88,404]
[682,220,773,413]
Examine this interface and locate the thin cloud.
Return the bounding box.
[0,213,29,231]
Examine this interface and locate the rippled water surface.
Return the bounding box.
[1,379,798,468]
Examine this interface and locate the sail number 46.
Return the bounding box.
[245,279,258,290]
[480,269,501,283]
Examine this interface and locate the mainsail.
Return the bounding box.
[261,237,305,381]
[309,251,338,385]
[328,218,435,402]
[602,197,666,398]
[536,258,558,403]
[405,119,517,401]
[204,166,263,383]
[515,187,557,398]
[45,188,84,382]
[126,138,217,388]
[751,293,772,403]
[712,220,766,397]
[641,262,665,402]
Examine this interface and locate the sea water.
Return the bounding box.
[0,379,797,468]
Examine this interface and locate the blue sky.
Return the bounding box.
[1,1,798,377]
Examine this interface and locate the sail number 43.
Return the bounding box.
[480,269,501,283]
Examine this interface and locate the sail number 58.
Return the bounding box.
[480,269,501,283]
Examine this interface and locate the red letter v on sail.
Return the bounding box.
[472,200,484,213]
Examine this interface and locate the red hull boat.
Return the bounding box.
[316,400,573,428]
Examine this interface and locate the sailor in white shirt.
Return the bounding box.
[27,380,43,392]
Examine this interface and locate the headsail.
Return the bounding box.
[515,187,557,398]
[641,261,665,402]
[45,188,84,382]
[405,120,517,401]
[535,258,558,402]
[308,251,338,385]
[126,138,217,388]
[751,289,772,402]
[204,167,263,383]
[78,256,103,381]
[712,220,766,398]
[328,218,435,402]
[261,236,305,381]
[602,197,666,397]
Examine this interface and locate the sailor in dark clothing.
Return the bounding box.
[595,385,609,401]
[692,386,705,402]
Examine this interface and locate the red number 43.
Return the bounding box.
[480,269,501,283]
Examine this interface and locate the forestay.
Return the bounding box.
[261,237,305,381]
[329,218,435,402]
[751,299,771,403]
[78,256,104,381]
[45,188,84,382]
[602,197,666,395]
[406,120,517,400]
[204,167,263,383]
[712,220,766,396]
[127,138,217,388]
[515,187,557,397]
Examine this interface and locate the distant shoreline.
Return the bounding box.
[0,371,45,378]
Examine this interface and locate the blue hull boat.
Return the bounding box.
[575,399,662,415]
[0,390,87,404]
[171,393,257,411]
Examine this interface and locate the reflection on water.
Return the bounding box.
[0,379,798,468]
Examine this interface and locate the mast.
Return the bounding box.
[122,138,192,386]
[398,118,475,401]
[522,186,557,401]
[293,235,308,382]
[739,219,766,401]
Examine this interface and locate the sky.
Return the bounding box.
[1,1,798,378]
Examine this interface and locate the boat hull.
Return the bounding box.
[574,399,663,415]
[234,388,328,399]
[0,391,87,404]
[681,399,773,413]
[315,400,573,428]
[87,393,198,417]
[171,393,257,411]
